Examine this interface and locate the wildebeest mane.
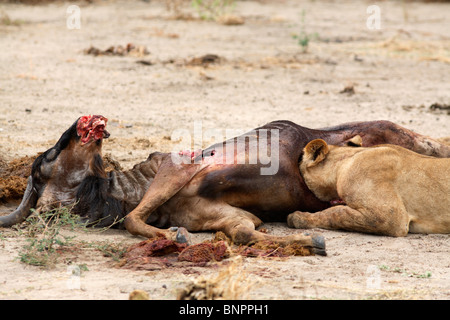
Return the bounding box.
[73,154,127,228]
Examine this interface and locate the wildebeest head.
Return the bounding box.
[0,115,109,227]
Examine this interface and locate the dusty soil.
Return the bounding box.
[0,0,449,300]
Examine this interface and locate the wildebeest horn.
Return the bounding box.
[0,176,38,227]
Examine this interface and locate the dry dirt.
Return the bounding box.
[0,0,449,300]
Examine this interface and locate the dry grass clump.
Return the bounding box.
[372,35,450,64]
[177,257,253,300]
[0,154,38,202]
[84,44,149,58]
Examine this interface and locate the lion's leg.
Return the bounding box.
[287,204,410,237]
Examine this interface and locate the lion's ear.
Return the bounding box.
[346,135,362,147]
[302,139,329,167]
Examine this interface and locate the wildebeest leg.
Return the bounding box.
[287,203,410,237]
[124,160,203,240]
[369,121,450,157]
[202,204,326,255]
[322,120,450,157]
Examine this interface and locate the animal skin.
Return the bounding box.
[287,138,450,236]
[1,116,449,255]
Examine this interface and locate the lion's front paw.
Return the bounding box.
[287,212,313,229]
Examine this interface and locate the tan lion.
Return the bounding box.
[287,136,450,236]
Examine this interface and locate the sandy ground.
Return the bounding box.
[0,0,449,300]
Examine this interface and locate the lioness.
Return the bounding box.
[287,137,450,236]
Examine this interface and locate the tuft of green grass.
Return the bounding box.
[378,265,432,279]
[14,202,127,268]
[292,10,319,53]
[191,0,236,21]
[17,205,86,268]
[0,10,26,26]
[90,241,127,262]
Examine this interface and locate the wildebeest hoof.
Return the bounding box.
[311,234,326,256]
[175,227,191,245]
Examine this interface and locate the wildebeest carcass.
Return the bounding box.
[1,115,449,255]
